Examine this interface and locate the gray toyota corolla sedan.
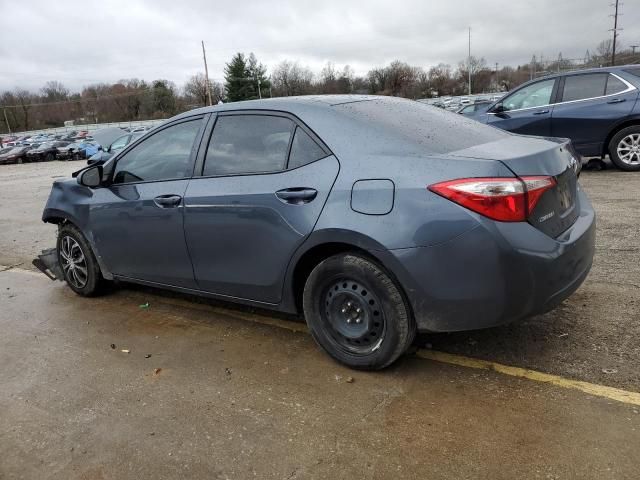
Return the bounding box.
[35,95,596,369]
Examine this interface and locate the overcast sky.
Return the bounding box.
[0,0,638,92]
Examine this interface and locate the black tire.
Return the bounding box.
[57,224,105,296]
[45,152,54,162]
[73,152,80,161]
[302,253,415,370]
[608,125,640,171]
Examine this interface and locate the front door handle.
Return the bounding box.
[607,98,626,104]
[275,188,318,205]
[533,109,550,115]
[153,194,182,208]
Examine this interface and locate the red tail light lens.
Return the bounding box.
[428,176,556,222]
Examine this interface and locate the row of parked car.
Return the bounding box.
[0,125,152,165]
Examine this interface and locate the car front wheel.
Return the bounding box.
[57,224,105,296]
[302,253,415,370]
[609,126,640,171]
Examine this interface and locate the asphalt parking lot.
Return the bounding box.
[1,161,639,479]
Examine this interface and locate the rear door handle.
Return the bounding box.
[275,188,318,205]
[607,98,626,104]
[153,194,182,208]
[533,109,550,115]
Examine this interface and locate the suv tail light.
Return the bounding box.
[428,176,556,222]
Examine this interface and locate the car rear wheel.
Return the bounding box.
[57,224,105,296]
[609,126,640,171]
[45,152,54,162]
[302,253,415,370]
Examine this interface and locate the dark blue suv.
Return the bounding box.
[471,65,640,171]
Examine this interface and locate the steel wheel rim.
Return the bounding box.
[60,236,88,289]
[617,133,640,165]
[321,279,386,355]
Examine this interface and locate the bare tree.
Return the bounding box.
[271,61,314,96]
[41,81,69,102]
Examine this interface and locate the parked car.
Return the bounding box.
[87,132,144,165]
[0,145,33,164]
[56,141,97,160]
[457,100,493,116]
[35,95,595,370]
[26,141,71,162]
[470,65,640,171]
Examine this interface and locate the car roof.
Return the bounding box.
[172,94,510,159]
[511,64,639,89]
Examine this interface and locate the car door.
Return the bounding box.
[486,77,558,136]
[89,115,207,288]
[551,72,637,156]
[183,112,339,304]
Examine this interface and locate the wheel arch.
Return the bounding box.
[42,209,114,280]
[281,229,411,318]
[602,117,640,157]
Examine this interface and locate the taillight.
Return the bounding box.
[428,176,556,222]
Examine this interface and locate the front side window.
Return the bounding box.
[561,73,607,102]
[112,119,201,184]
[109,135,130,151]
[203,115,293,176]
[503,78,555,111]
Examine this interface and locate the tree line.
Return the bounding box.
[1,39,638,134]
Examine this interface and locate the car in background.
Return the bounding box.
[0,145,33,164]
[56,141,98,160]
[26,141,71,162]
[36,95,594,369]
[471,65,640,171]
[87,132,144,165]
[457,100,493,116]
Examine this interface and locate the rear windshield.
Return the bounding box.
[334,98,508,154]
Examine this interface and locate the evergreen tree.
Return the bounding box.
[246,53,271,99]
[224,52,271,101]
[224,53,251,102]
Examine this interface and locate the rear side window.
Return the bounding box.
[112,119,201,184]
[204,115,293,176]
[561,73,607,102]
[288,127,327,169]
[605,74,627,95]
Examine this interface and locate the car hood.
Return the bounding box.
[90,127,124,148]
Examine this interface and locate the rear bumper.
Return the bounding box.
[381,187,596,332]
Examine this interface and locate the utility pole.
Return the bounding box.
[201,41,213,106]
[257,77,262,99]
[3,109,11,134]
[467,27,472,96]
[631,45,639,55]
[610,0,622,66]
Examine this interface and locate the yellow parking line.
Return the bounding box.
[5,266,640,406]
[417,349,640,407]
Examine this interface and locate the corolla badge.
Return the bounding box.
[539,211,555,223]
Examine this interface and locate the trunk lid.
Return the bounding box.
[449,135,581,237]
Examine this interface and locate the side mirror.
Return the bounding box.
[77,165,103,188]
[491,102,506,114]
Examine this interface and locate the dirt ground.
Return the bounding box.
[1,160,639,479]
